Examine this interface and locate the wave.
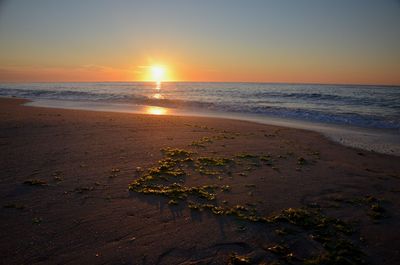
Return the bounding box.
[1,82,399,130]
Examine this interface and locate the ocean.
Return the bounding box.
[1,82,399,131]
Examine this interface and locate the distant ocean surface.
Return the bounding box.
[1,82,399,131]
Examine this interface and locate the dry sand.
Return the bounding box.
[1,98,400,265]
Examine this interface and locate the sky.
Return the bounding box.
[0,0,399,84]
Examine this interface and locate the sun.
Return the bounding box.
[151,65,166,83]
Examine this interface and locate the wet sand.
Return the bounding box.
[1,98,400,264]
[25,99,400,156]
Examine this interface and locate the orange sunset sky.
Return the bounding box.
[0,0,399,85]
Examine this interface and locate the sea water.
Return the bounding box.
[1,82,399,154]
[1,82,399,130]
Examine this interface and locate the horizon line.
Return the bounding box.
[0,80,399,87]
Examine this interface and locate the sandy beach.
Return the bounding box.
[1,97,400,265]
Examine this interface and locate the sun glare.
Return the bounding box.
[145,106,168,115]
[151,66,166,83]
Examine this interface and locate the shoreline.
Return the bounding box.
[1,97,400,264]
[23,97,400,156]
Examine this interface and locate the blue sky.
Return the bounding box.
[0,0,399,84]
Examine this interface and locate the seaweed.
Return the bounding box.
[23,179,47,186]
[195,156,233,176]
[304,239,366,265]
[197,156,232,166]
[229,253,251,265]
[189,137,213,147]
[335,195,386,221]
[368,203,385,219]
[32,217,42,225]
[161,147,194,158]
[74,186,94,193]
[266,244,289,255]
[235,153,258,159]
[168,199,178,205]
[221,185,231,192]
[128,144,367,265]
[297,157,307,166]
[265,208,365,264]
[3,203,25,210]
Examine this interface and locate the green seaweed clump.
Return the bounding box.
[129,182,218,201]
[168,199,178,205]
[32,217,42,224]
[266,208,365,265]
[235,153,258,159]
[187,201,261,222]
[368,203,385,219]
[197,156,232,166]
[260,155,274,166]
[147,159,186,178]
[267,208,314,227]
[267,208,353,234]
[266,244,290,256]
[221,185,231,192]
[304,239,366,265]
[189,137,213,147]
[195,156,233,176]
[161,147,194,158]
[23,179,47,186]
[229,253,251,265]
[340,195,386,220]
[297,157,307,165]
[129,147,242,203]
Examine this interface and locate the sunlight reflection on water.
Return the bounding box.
[145,106,168,115]
[152,93,163,99]
[145,82,168,115]
[156,82,161,91]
